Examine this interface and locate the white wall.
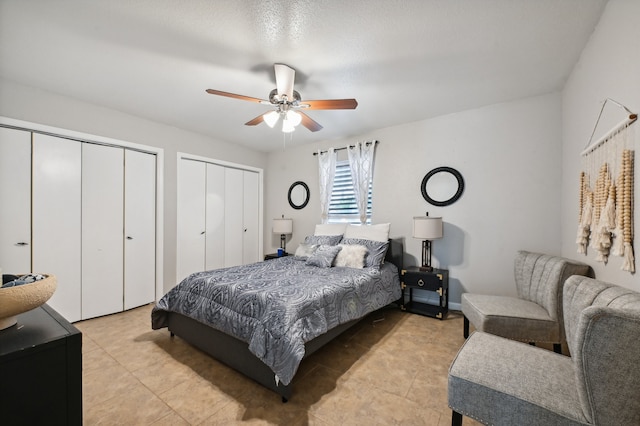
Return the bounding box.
[561,0,639,289]
[266,93,564,305]
[0,79,267,293]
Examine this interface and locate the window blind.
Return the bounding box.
[328,161,372,224]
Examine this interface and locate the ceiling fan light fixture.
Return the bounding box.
[206,64,357,134]
[282,118,296,133]
[286,110,302,127]
[264,110,280,128]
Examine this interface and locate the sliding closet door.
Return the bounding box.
[124,150,157,309]
[82,143,124,319]
[224,167,244,267]
[0,127,31,273]
[205,163,225,270]
[243,170,260,264]
[177,159,206,281]
[32,134,82,322]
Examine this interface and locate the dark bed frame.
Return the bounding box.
[166,239,404,401]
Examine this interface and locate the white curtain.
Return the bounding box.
[317,148,336,224]
[347,141,376,224]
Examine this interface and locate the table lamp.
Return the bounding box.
[413,214,443,271]
[272,216,293,254]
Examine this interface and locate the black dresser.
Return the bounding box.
[0,304,82,425]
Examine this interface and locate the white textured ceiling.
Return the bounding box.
[0,0,608,152]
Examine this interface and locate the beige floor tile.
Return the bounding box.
[83,361,141,408]
[151,411,190,425]
[158,375,236,425]
[82,345,120,374]
[132,353,201,395]
[85,380,173,425]
[310,378,442,425]
[198,386,307,426]
[406,374,449,412]
[82,334,100,353]
[338,344,418,398]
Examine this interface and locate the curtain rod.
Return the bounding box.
[312,140,378,156]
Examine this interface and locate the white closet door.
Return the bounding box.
[224,167,244,267]
[242,170,260,264]
[177,159,206,281]
[32,134,82,322]
[205,163,225,270]
[0,128,31,273]
[82,144,124,319]
[124,150,157,309]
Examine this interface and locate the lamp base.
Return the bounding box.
[421,240,435,272]
[280,234,287,254]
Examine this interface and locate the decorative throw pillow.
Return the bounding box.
[294,243,319,259]
[304,234,343,246]
[306,245,343,268]
[314,223,348,236]
[341,238,389,268]
[334,244,368,268]
[344,223,390,242]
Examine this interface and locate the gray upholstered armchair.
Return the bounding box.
[461,251,593,353]
[448,275,640,425]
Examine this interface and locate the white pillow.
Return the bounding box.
[344,223,390,242]
[334,244,368,268]
[314,223,348,236]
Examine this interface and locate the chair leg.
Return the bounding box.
[553,343,562,354]
[463,316,469,338]
[452,410,463,426]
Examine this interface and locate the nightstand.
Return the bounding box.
[400,266,449,319]
[264,252,289,260]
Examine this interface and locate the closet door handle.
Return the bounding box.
[200,231,205,235]
[126,236,133,240]
[15,242,29,246]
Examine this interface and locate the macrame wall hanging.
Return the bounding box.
[577,98,636,273]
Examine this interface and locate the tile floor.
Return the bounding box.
[76,304,483,425]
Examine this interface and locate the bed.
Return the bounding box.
[151,236,403,401]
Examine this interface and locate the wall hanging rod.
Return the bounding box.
[581,114,637,157]
[312,140,378,156]
[581,98,637,156]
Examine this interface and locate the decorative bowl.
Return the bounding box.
[0,274,57,330]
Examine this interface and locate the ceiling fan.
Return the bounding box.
[206,64,358,133]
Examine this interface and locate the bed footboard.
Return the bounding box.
[167,312,360,401]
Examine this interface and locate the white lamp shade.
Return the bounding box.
[281,119,296,133]
[413,216,443,239]
[263,111,280,128]
[273,218,293,234]
[286,110,302,126]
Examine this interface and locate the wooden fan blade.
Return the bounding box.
[206,89,267,104]
[303,99,358,110]
[299,111,323,132]
[244,114,265,126]
[274,64,295,100]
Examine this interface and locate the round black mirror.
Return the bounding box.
[421,167,464,206]
[288,181,310,209]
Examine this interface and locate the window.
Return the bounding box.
[328,160,372,224]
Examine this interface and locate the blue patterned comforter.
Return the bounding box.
[152,256,401,385]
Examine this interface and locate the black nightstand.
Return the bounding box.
[264,252,289,260]
[400,266,449,319]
